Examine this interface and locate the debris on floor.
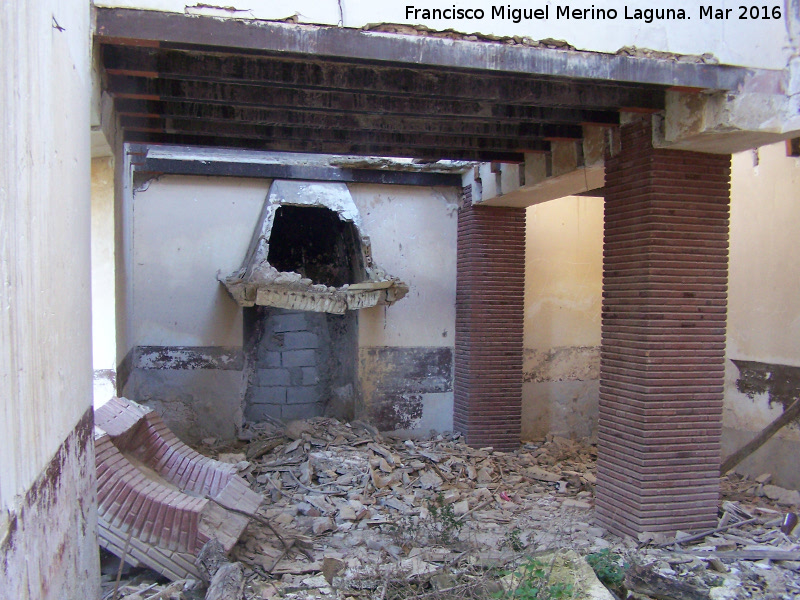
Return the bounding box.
[103,416,800,600]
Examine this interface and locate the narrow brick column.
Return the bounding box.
[596,119,731,537]
[454,187,525,450]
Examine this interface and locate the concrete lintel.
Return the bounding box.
[658,85,800,154]
[95,7,763,91]
[132,145,464,186]
[478,164,604,208]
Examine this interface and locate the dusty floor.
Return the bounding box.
[102,418,800,600]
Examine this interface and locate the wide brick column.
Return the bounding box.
[454,187,525,451]
[596,119,731,537]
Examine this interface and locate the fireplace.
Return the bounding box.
[221,180,407,314]
[223,180,408,422]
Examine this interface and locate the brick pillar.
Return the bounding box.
[596,119,731,537]
[454,187,525,450]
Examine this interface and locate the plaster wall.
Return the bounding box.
[0,0,99,597]
[92,157,117,406]
[93,0,793,70]
[352,185,458,435]
[121,175,268,440]
[522,197,603,441]
[725,141,800,487]
[130,175,268,347]
[122,177,458,438]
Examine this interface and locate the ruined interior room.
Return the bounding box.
[3,1,800,598]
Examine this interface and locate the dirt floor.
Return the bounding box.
[102,418,800,600]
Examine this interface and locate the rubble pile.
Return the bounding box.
[104,417,800,600]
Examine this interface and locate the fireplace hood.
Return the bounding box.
[221,180,408,314]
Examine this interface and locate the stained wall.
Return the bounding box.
[0,0,100,597]
[522,196,603,441]
[353,185,459,435]
[725,141,800,487]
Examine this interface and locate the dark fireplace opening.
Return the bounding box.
[266,205,366,287]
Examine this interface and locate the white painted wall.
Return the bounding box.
[352,185,459,348]
[352,184,459,435]
[1,0,98,596]
[92,157,117,406]
[94,0,793,70]
[129,179,458,348]
[1,0,93,519]
[131,176,269,346]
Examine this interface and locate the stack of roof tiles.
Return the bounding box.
[95,397,262,580]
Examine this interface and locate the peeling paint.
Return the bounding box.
[358,347,452,431]
[523,346,600,383]
[0,408,98,600]
[136,345,244,370]
[732,359,800,414]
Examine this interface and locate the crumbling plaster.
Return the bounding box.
[119,176,459,439]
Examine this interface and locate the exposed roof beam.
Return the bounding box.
[120,116,551,154]
[114,99,589,139]
[101,45,666,111]
[106,74,627,123]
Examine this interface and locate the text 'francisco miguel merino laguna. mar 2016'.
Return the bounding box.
[404,4,783,24]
